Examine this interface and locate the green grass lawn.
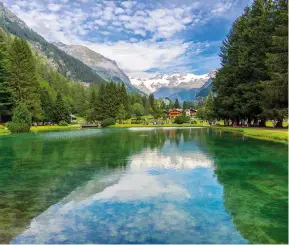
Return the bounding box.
[0,124,81,135]
[211,126,288,143]
[30,124,81,132]
[0,128,10,135]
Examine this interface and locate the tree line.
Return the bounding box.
[0,28,173,132]
[211,0,288,127]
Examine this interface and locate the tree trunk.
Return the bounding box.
[253,117,258,127]
[275,119,283,128]
[259,119,266,128]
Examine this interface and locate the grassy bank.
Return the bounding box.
[0,128,10,135]
[211,126,288,143]
[30,125,81,132]
[0,124,81,135]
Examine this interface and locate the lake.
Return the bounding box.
[0,128,287,244]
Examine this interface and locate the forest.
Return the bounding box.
[200,0,288,127]
[0,0,287,132]
[0,27,180,132]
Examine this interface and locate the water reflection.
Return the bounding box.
[0,128,287,244]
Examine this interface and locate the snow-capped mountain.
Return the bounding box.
[130,71,216,102]
[130,71,215,94]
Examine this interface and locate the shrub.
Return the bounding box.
[6,122,30,133]
[191,120,197,124]
[0,125,5,129]
[7,103,32,133]
[101,118,116,128]
[58,120,69,126]
[174,116,190,124]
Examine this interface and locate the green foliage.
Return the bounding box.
[9,37,41,119]
[11,103,32,125]
[0,29,12,118]
[174,98,180,108]
[0,16,105,84]
[6,121,30,133]
[86,88,98,122]
[58,120,69,126]
[262,0,288,126]
[213,0,287,126]
[7,103,31,133]
[53,93,70,123]
[196,107,206,120]
[132,103,145,117]
[116,104,126,123]
[101,118,115,127]
[174,116,190,124]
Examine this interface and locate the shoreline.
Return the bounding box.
[0,124,287,144]
[209,126,288,144]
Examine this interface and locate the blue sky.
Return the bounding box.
[3,0,252,77]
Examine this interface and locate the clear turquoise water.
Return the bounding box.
[0,128,287,244]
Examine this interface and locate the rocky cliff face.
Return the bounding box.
[54,42,138,92]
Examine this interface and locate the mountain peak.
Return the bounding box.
[130,71,215,95]
[54,42,139,92]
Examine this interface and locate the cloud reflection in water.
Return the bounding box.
[12,146,246,244]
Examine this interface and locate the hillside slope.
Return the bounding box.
[0,2,104,84]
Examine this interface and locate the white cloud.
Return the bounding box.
[47,3,62,12]
[83,40,194,75]
[2,0,247,77]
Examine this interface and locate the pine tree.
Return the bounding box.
[119,83,129,116]
[263,0,288,127]
[53,93,70,123]
[174,98,180,108]
[40,87,54,122]
[148,93,155,111]
[96,83,106,120]
[87,88,98,122]
[116,104,126,123]
[0,29,12,121]
[213,0,275,124]
[9,37,41,119]
[7,102,32,133]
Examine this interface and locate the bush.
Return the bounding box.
[174,116,190,124]
[191,120,197,124]
[7,122,30,133]
[101,118,116,128]
[7,103,32,133]
[58,120,69,126]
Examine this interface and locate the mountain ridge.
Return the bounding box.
[53,42,138,92]
[130,70,216,102]
[0,2,105,84]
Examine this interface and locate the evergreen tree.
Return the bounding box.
[87,88,98,122]
[148,93,155,111]
[116,104,126,123]
[213,0,275,124]
[0,30,12,120]
[96,83,106,120]
[204,93,215,121]
[53,93,70,123]
[9,37,41,119]
[7,102,32,133]
[262,0,288,127]
[119,83,129,116]
[40,87,54,122]
[174,98,180,108]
